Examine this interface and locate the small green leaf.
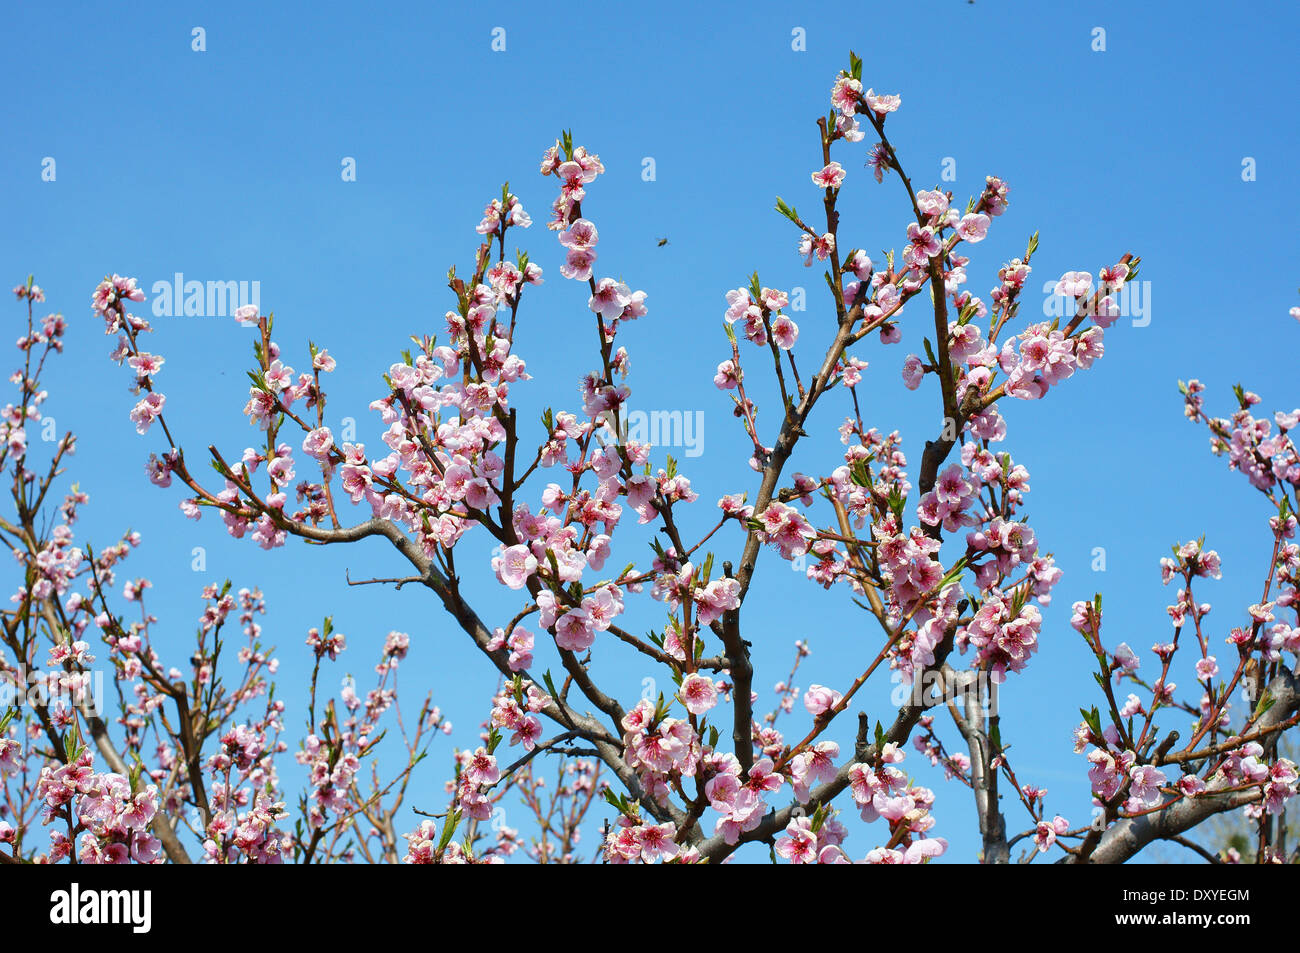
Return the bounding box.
[848,51,863,81]
[437,809,461,851]
[774,197,801,225]
[1255,690,1277,718]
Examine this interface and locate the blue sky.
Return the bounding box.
[3,1,1298,862]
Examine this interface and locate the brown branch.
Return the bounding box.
[1068,665,1299,864]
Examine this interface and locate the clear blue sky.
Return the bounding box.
[3,0,1297,862]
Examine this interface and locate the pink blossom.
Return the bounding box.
[494,544,537,590]
[1034,816,1070,853]
[902,354,924,390]
[1128,764,1167,808]
[589,278,632,319]
[555,608,595,652]
[693,577,740,626]
[465,747,500,787]
[770,314,799,350]
[903,837,947,864]
[956,213,990,243]
[679,673,719,715]
[1055,271,1094,299]
[811,162,846,189]
[714,359,740,389]
[126,352,164,378]
[558,218,598,250]
[128,393,165,434]
[803,684,842,717]
[863,88,901,116]
[916,189,949,219]
[301,427,334,461]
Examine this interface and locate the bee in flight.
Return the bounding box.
[657,238,669,247]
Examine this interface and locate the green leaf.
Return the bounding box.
[1078,706,1103,738]
[944,554,969,578]
[1255,690,1277,718]
[654,692,671,723]
[437,809,461,851]
[888,487,905,525]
